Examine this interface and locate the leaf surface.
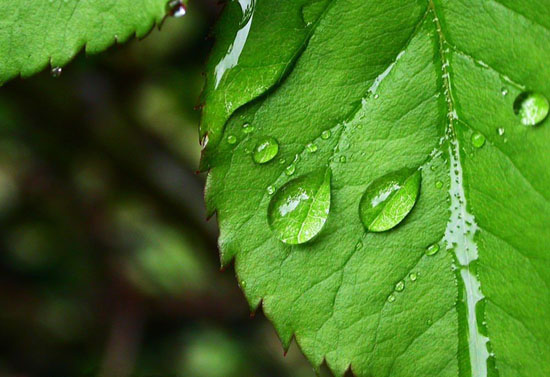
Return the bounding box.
[202,1,550,376]
[0,0,172,84]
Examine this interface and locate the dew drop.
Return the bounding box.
[395,281,405,292]
[435,180,443,189]
[513,91,549,126]
[227,135,237,144]
[409,272,417,282]
[387,294,396,303]
[501,88,508,96]
[355,241,363,250]
[359,168,421,233]
[497,127,505,136]
[267,169,331,245]
[267,185,275,195]
[471,132,486,148]
[306,143,318,153]
[321,130,331,140]
[242,123,255,134]
[339,155,347,163]
[426,243,440,256]
[253,137,279,164]
[167,0,187,17]
[50,67,62,78]
[285,164,296,176]
[279,158,286,165]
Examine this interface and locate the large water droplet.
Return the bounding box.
[513,92,549,126]
[395,281,405,292]
[167,0,187,17]
[268,169,331,245]
[306,143,318,153]
[253,137,279,164]
[359,168,421,232]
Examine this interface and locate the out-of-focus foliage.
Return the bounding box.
[0,2,332,376]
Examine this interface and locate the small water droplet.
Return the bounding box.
[471,132,486,148]
[240,280,246,288]
[268,169,331,245]
[167,0,187,17]
[306,143,318,153]
[374,94,379,99]
[50,67,62,78]
[242,123,255,134]
[395,281,405,292]
[355,241,363,250]
[227,135,237,144]
[409,272,417,282]
[501,88,508,96]
[426,243,440,256]
[513,91,549,126]
[435,180,443,189]
[279,158,286,165]
[339,155,347,163]
[497,127,505,136]
[267,185,275,195]
[253,137,279,164]
[321,130,331,140]
[359,168,421,233]
[427,318,433,325]
[387,294,396,303]
[285,164,296,176]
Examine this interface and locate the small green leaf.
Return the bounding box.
[359,168,421,233]
[0,0,174,85]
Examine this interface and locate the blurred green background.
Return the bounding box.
[0,2,335,376]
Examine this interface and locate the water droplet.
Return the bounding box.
[253,137,279,164]
[501,88,508,96]
[426,318,433,325]
[227,135,237,144]
[387,294,396,303]
[435,180,443,189]
[285,164,296,176]
[395,281,405,292]
[497,127,505,136]
[267,169,331,245]
[471,132,486,148]
[167,0,187,17]
[374,94,379,99]
[267,185,275,195]
[409,272,417,282]
[279,158,286,165]
[339,155,347,163]
[321,130,331,140]
[240,280,246,288]
[426,243,440,256]
[50,67,62,78]
[359,168,421,232]
[513,91,549,126]
[306,143,318,153]
[242,123,255,134]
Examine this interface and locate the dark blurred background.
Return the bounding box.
[0,2,333,376]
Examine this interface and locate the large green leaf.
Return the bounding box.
[202,0,550,376]
[0,0,176,85]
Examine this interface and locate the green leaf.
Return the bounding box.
[0,0,174,85]
[202,1,550,377]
